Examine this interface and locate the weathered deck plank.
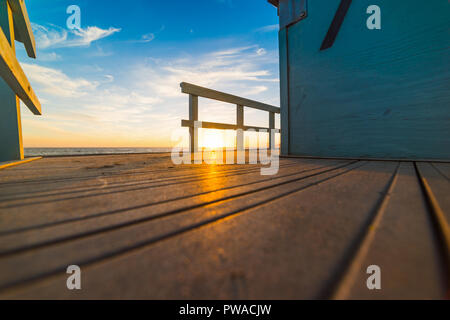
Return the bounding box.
[0,154,447,299]
[0,160,395,299]
[417,162,450,221]
[0,159,324,205]
[432,163,450,180]
[0,160,358,291]
[0,159,345,234]
[336,163,446,299]
[0,159,347,253]
[0,154,291,196]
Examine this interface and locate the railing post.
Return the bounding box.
[269,111,275,151]
[236,104,245,164]
[237,104,244,151]
[189,94,199,154]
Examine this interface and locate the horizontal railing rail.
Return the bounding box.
[180,82,280,153]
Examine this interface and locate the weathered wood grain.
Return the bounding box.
[432,163,450,181]
[0,159,346,252]
[0,154,447,299]
[417,163,450,221]
[0,159,339,234]
[0,160,361,291]
[0,160,299,203]
[0,161,398,299]
[336,163,446,299]
[0,154,300,202]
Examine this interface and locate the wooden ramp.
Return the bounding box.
[0,154,448,299]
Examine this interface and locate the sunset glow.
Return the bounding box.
[17,0,280,149]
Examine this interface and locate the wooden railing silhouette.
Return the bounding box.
[180,82,281,154]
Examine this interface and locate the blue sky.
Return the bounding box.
[17,0,280,148]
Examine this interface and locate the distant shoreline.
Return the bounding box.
[24,148,173,157]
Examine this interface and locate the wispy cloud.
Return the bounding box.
[256,24,279,33]
[22,63,99,98]
[132,25,165,43]
[32,23,121,49]
[139,33,155,43]
[137,45,279,99]
[36,52,62,62]
[31,23,67,49]
[70,26,121,47]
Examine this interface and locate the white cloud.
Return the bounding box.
[139,33,155,43]
[244,85,268,96]
[32,23,121,49]
[256,48,267,56]
[212,45,258,57]
[71,27,121,47]
[133,25,165,43]
[31,23,67,49]
[22,63,163,124]
[36,52,62,62]
[22,63,98,98]
[256,24,279,33]
[103,75,114,83]
[136,45,279,100]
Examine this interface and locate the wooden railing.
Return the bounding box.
[180,82,281,153]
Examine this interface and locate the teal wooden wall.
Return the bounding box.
[279,0,450,160]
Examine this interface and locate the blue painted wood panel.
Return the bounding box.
[281,0,450,160]
[0,0,23,162]
[279,27,290,155]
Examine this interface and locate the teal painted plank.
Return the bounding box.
[282,0,450,160]
[0,0,23,162]
[0,81,22,162]
[279,27,290,155]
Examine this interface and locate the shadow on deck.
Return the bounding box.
[0,153,448,299]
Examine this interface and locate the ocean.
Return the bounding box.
[24,148,173,157]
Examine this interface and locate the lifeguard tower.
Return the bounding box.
[270,0,449,160]
[0,0,41,163]
[0,0,448,301]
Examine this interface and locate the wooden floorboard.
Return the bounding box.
[0,161,316,205]
[0,161,359,291]
[432,163,450,180]
[0,156,299,198]
[0,154,447,299]
[0,163,395,299]
[336,162,446,299]
[0,159,348,253]
[0,159,345,234]
[417,163,450,220]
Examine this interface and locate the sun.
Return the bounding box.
[200,129,225,150]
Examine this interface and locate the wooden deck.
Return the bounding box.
[0,153,448,300]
